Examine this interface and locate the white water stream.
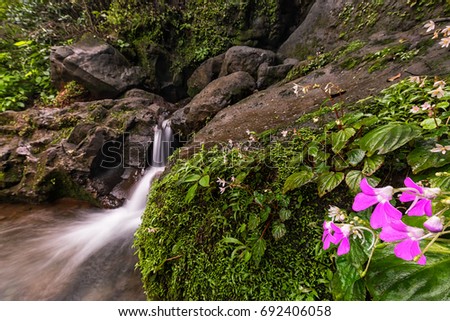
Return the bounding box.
[0,121,172,300]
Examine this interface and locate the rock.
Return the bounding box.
[219,46,277,78]
[170,71,256,136]
[187,53,225,97]
[256,61,296,89]
[50,35,146,99]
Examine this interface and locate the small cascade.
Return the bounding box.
[0,120,174,300]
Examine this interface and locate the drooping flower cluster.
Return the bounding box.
[322,177,442,265]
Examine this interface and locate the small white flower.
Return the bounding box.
[429,86,446,98]
[409,76,421,84]
[217,177,227,187]
[434,80,446,88]
[430,143,450,154]
[293,83,300,97]
[313,117,319,123]
[424,20,435,33]
[439,37,450,48]
[410,105,420,113]
[421,102,433,110]
[219,187,227,194]
[442,25,450,37]
[246,129,251,135]
[281,130,288,137]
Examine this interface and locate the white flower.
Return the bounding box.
[430,143,450,154]
[293,83,300,97]
[410,105,420,113]
[281,130,288,137]
[421,102,433,110]
[219,187,226,194]
[439,37,450,48]
[246,129,251,135]
[429,86,446,98]
[442,25,450,37]
[424,20,435,33]
[434,80,446,88]
[216,177,226,187]
[312,117,319,123]
[409,76,421,84]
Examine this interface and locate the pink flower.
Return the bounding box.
[430,143,450,154]
[399,177,439,216]
[380,221,426,265]
[424,20,435,33]
[429,86,445,98]
[424,215,444,233]
[410,105,420,113]
[352,178,402,229]
[322,221,351,255]
[421,102,433,111]
[439,37,450,48]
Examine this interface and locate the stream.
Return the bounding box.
[0,121,172,300]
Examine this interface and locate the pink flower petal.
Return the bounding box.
[380,222,408,242]
[383,202,403,221]
[360,178,376,195]
[370,202,401,229]
[352,193,379,211]
[407,199,431,216]
[399,191,417,203]
[337,237,350,256]
[404,177,424,194]
[394,239,417,261]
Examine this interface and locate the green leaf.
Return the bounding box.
[346,149,366,166]
[182,174,201,183]
[420,118,441,130]
[283,170,314,193]
[222,237,244,245]
[430,175,450,190]
[407,141,450,173]
[184,183,198,203]
[331,240,368,300]
[359,123,421,156]
[252,238,266,266]
[243,250,252,263]
[272,221,287,241]
[366,242,450,300]
[362,155,385,176]
[345,170,380,192]
[317,171,345,197]
[248,213,260,230]
[198,175,210,187]
[332,155,350,171]
[436,101,449,109]
[331,128,356,153]
[351,115,378,129]
[279,208,292,222]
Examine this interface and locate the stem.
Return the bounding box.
[361,235,379,278]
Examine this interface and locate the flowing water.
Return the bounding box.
[0,121,172,300]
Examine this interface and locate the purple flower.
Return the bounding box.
[352,178,402,229]
[380,221,426,265]
[424,215,444,233]
[322,221,351,255]
[399,177,440,217]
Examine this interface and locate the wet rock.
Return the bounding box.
[50,35,146,99]
[170,71,256,136]
[219,46,277,78]
[187,53,225,97]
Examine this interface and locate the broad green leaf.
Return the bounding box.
[430,175,450,190]
[352,115,379,129]
[252,238,266,266]
[362,155,385,176]
[331,128,356,153]
[182,174,201,183]
[279,208,292,222]
[420,118,441,130]
[317,171,345,197]
[332,155,349,171]
[260,206,271,223]
[346,149,366,166]
[14,40,32,47]
[283,170,314,193]
[184,183,198,203]
[436,101,449,109]
[198,175,210,187]
[272,220,287,240]
[243,250,252,263]
[346,170,380,192]
[359,123,421,156]
[331,240,368,300]
[248,213,260,230]
[366,242,450,300]
[407,141,450,173]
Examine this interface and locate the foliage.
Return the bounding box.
[134,140,338,300]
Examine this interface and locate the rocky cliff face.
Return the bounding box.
[1,0,449,206]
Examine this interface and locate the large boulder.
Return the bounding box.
[187,53,225,97]
[170,71,256,136]
[50,35,146,99]
[219,46,277,78]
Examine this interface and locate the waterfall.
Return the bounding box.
[0,120,174,300]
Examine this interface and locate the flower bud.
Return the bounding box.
[424,215,444,233]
